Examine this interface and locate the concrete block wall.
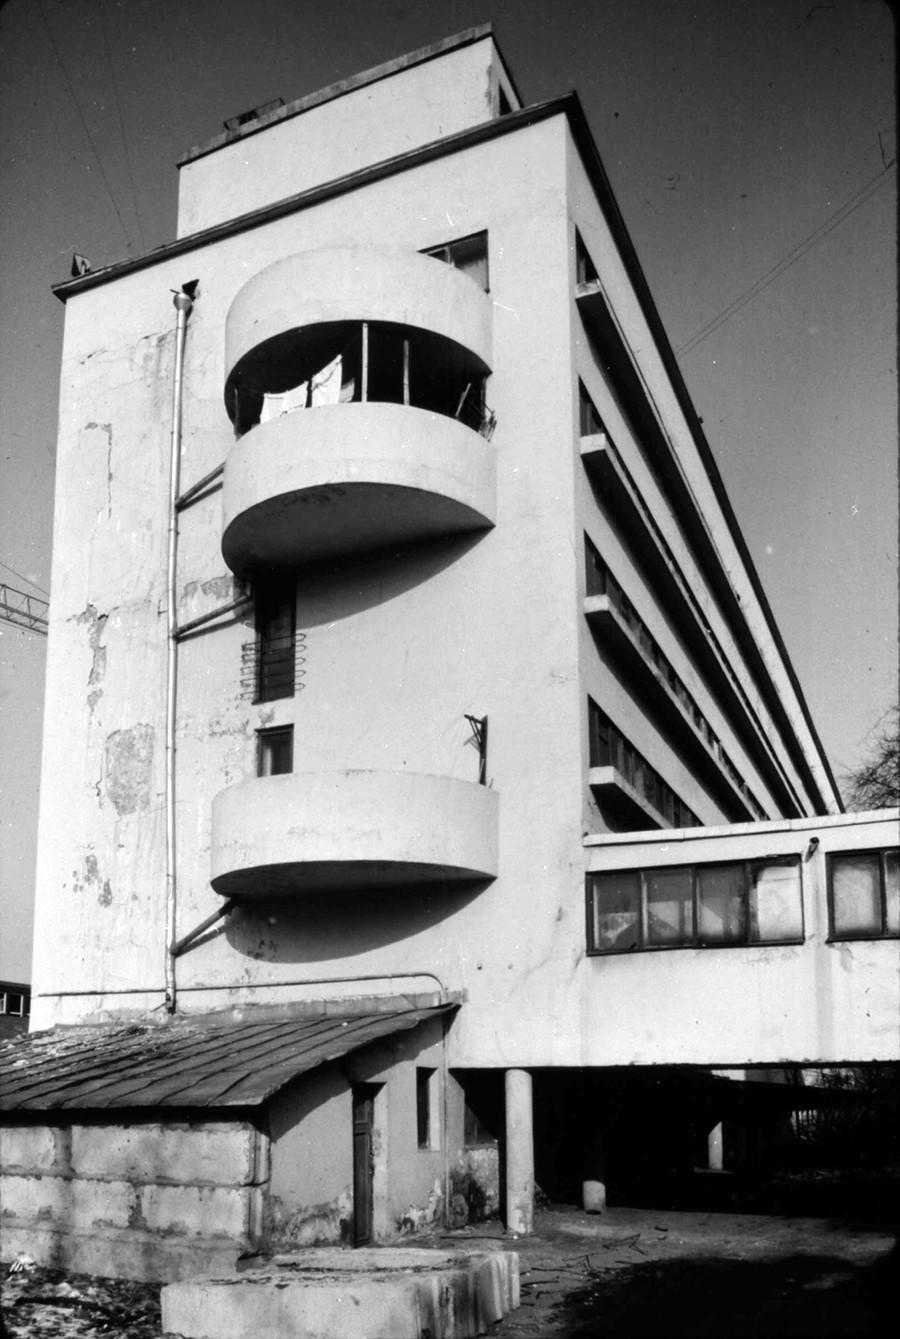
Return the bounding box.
[0,1119,266,1281]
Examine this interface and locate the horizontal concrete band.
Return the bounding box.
[221,402,496,571]
[210,770,499,897]
[0,1122,258,1186]
[0,1223,247,1283]
[225,245,493,384]
[0,1174,260,1239]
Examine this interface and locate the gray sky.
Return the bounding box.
[0,0,896,980]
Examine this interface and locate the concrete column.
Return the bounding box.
[504,1068,534,1235]
[707,1121,724,1171]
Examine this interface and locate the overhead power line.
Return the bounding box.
[0,561,49,596]
[36,0,134,252]
[96,0,145,252]
[677,163,896,359]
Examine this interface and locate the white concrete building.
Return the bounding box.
[1,27,897,1280]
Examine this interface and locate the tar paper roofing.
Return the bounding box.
[0,1005,452,1112]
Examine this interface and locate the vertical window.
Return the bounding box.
[697,863,746,943]
[423,232,489,291]
[575,230,598,284]
[256,579,296,702]
[579,380,605,437]
[646,868,693,945]
[257,726,293,777]
[416,1067,437,1149]
[589,871,641,951]
[829,849,900,939]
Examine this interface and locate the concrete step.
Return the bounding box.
[161,1246,520,1339]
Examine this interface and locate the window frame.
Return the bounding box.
[257,724,294,778]
[254,578,297,704]
[421,230,489,292]
[586,855,805,955]
[827,847,899,942]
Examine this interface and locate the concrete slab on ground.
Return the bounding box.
[160,1246,519,1339]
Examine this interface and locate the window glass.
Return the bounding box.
[749,860,803,941]
[591,872,641,951]
[579,381,604,436]
[256,581,296,703]
[832,853,882,936]
[883,849,899,935]
[646,868,693,945]
[698,864,746,943]
[258,726,293,777]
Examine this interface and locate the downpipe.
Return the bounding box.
[164,290,194,1013]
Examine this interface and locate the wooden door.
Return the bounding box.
[352,1085,377,1245]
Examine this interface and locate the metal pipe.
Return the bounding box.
[40,970,451,1000]
[176,461,224,511]
[175,595,251,640]
[164,290,194,1014]
[171,898,237,958]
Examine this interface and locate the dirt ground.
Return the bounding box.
[1,1204,896,1338]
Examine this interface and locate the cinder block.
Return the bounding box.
[71,1122,256,1186]
[0,1175,134,1231]
[0,1125,58,1173]
[138,1182,255,1239]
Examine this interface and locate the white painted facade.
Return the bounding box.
[13,27,897,1268]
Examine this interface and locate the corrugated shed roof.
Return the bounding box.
[0,1005,451,1112]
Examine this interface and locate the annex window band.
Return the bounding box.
[587,857,804,954]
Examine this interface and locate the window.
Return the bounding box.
[588,699,701,829]
[575,230,598,285]
[423,231,489,291]
[257,726,293,777]
[579,380,606,438]
[829,848,899,940]
[416,1067,437,1149]
[0,990,29,1017]
[497,86,512,116]
[255,580,296,702]
[587,857,803,953]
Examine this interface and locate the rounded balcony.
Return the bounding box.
[220,246,495,572]
[210,770,499,899]
[221,401,496,571]
[224,246,492,394]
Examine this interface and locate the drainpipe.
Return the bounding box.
[164,289,194,1014]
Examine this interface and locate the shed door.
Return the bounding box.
[352,1084,378,1245]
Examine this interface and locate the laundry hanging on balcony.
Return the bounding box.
[260,353,351,422]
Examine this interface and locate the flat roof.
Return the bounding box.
[177,24,522,167]
[584,807,899,849]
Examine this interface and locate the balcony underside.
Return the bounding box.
[222,402,495,572]
[210,770,499,899]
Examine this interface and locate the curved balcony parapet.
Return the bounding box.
[221,401,496,572]
[210,770,499,898]
[224,245,493,397]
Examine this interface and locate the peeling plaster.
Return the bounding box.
[105,723,154,816]
[73,603,110,705]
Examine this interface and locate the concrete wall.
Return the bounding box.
[0,1119,265,1280]
[176,35,507,236]
[266,1015,458,1248]
[583,810,900,1066]
[32,115,587,1044]
[33,73,872,1084]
